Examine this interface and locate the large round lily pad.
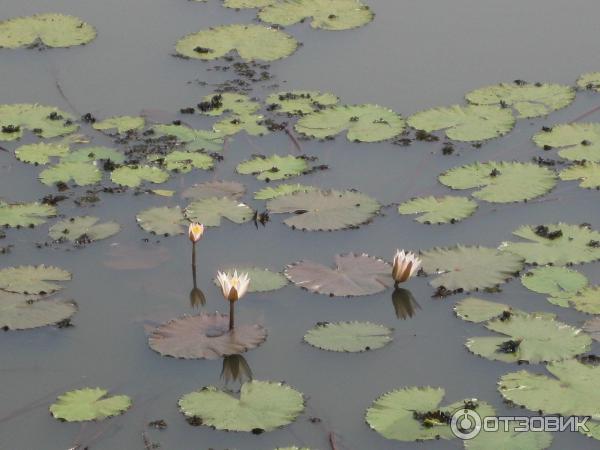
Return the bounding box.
[111,165,169,188]
[0,201,56,227]
[153,124,224,153]
[266,91,338,115]
[407,104,515,142]
[533,123,600,162]
[521,266,587,298]
[175,24,298,62]
[93,115,145,134]
[237,154,309,181]
[148,312,267,359]
[136,206,187,236]
[49,216,120,243]
[295,104,405,142]
[304,321,392,352]
[0,291,77,330]
[254,183,317,200]
[465,82,575,118]
[398,195,477,224]
[179,380,304,431]
[267,189,380,231]
[285,253,393,297]
[181,180,245,200]
[39,161,102,186]
[559,162,600,188]
[15,142,69,165]
[0,103,77,141]
[214,267,287,292]
[259,0,374,30]
[421,245,523,291]
[0,13,96,49]
[0,265,71,295]
[185,197,254,226]
[438,161,556,203]
[454,297,512,323]
[50,388,132,422]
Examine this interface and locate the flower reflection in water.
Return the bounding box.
[391,287,421,320]
[221,354,253,384]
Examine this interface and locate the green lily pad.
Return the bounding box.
[49,216,120,242]
[549,286,600,314]
[15,142,69,165]
[295,104,405,142]
[0,201,56,227]
[224,0,274,8]
[559,162,600,188]
[407,104,515,142]
[0,265,71,295]
[0,13,96,49]
[583,317,600,341]
[111,165,169,187]
[266,91,338,115]
[499,223,600,265]
[438,161,556,203]
[214,267,287,292]
[304,321,392,352]
[153,124,224,152]
[62,146,125,163]
[466,312,591,363]
[521,266,588,298]
[179,380,304,431]
[465,82,575,118]
[92,115,145,133]
[398,195,477,224]
[198,93,260,116]
[149,150,214,173]
[254,183,317,200]
[0,103,77,141]
[579,420,600,441]
[0,291,77,330]
[237,154,309,181]
[259,0,374,30]
[498,359,600,419]
[421,245,523,291]
[50,388,132,422]
[175,24,298,62]
[454,297,512,323]
[213,113,268,136]
[285,253,393,297]
[137,206,187,236]
[185,197,254,226]
[181,180,246,200]
[533,123,600,162]
[465,419,553,450]
[39,161,102,186]
[267,189,380,231]
[577,72,600,91]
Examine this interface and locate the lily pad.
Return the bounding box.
[0,103,77,141]
[0,201,56,227]
[583,317,600,341]
[498,359,600,419]
[197,93,260,116]
[150,150,214,173]
[267,189,380,231]
[237,154,309,181]
[153,124,224,152]
[304,321,392,352]
[533,123,600,162]
[499,223,600,265]
[62,146,125,163]
[50,388,132,422]
[49,216,120,243]
[465,419,553,450]
[0,13,96,49]
[148,312,267,359]
[559,162,600,188]
[438,161,556,203]
[179,380,303,431]
[549,286,600,314]
[259,0,374,30]
[39,161,102,186]
[454,297,512,323]
[295,104,405,142]
[407,104,515,142]
[15,142,69,165]
[577,72,600,91]
[521,266,588,298]
[181,180,245,200]
[185,197,253,226]
[398,195,477,224]
[285,253,393,297]
[465,82,575,118]
[0,291,77,330]
[92,115,145,133]
[254,183,317,200]
[266,91,338,115]
[0,265,71,295]
[137,206,187,236]
[175,24,298,62]
[466,312,591,363]
[111,165,169,187]
[214,267,287,292]
[224,0,274,8]
[213,113,268,136]
[421,245,523,291]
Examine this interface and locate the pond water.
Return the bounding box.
[1,0,600,449]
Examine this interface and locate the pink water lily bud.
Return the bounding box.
[216,270,250,302]
[188,222,204,243]
[392,249,421,283]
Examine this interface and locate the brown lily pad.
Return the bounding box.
[181,180,246,200]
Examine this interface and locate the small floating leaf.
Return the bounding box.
[237,154,309,181]
[439,161,556,203]
[50,388,132,422]
[215,267,287,292]
[397,195,477,224]
[181,180,245,200]
[577,72,600,91]
[93,115,145,134]
[549,286,600,314]
[295,104,405,142]
[137,206,187,236]
[62,146,125,163]
[175,24,298,62]
[185,197,254,226]
[148,312,267,359]
[153,124,224,152]
[285,253,393,297]
[224,0,274,8]
[0,103,77,141]
[521,266,587,298]
[533,123,600,162]
[454,297,512,323]
[213,113,268,136]
[0,291,77,330]
[179,380,303,431]
[197,93,260,116]
[304,321,392,352]
[15,142,69,165]
[0,13,96,49]
[254,183,317,200]
[407,104,514,142]
[0,201,56,227]
[49,216,120,242]
[266,90,338,115]
[39,161,102,186]
[111,165,169,187]
[150,150,213,173]
[559,162,600,188]
[0,265,71,295]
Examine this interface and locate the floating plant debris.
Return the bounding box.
[266,90,338,115]
[62,146,125,164]
[185,197,254,226]
[149,150,214,173]
[49,388,132,422]
[304,321,392,352]
[397,195,477,224]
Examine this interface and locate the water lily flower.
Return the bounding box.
[216,270,250,302]
[392,249,421,284]
[188,222,204,243]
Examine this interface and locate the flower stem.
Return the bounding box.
[191,242,196,273]
[229,300,235,331]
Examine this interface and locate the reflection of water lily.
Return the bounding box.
[392,287,421,320]
[392,249,421,284]
[216,271,250,302]
[221,354,253,384]
[188,222,204,242]
[189,286,206,308]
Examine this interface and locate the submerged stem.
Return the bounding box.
[229,300,235,331]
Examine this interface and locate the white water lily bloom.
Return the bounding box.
[188,222,204,242]
[392,249,421,283]
[216,270,250,302]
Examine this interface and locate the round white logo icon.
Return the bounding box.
[450,408,482,440]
